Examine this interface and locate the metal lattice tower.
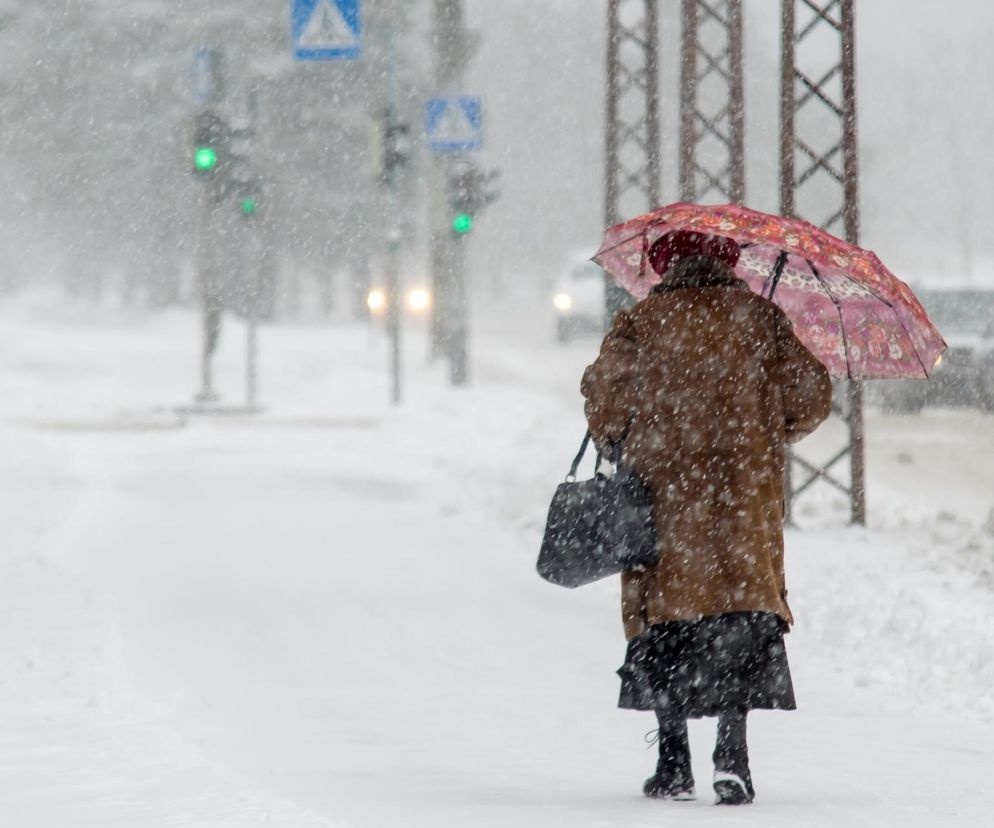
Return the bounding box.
[678,0,745,204]
[780,0,866,525]
[604,0,662,322]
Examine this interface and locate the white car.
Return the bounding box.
[366,285,432,317]
[873,287,994,412]
[552,257,606,343]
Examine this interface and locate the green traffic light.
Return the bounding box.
[452,213,473,234]
[240,197,257,215]
[194,146,217,171]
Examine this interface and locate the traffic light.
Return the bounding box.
[446,161,500,236]
[381,107,411,187]
[194,146,217,172]
[232,169,262,220]
[192,109,230,175]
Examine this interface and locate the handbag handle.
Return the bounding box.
[566,431,592,482]
[566,431,623,482]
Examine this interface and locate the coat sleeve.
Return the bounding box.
[774,309,833,443]
[581,309,639,447]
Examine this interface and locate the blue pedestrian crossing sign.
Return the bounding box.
[292,0,362,61]
[425,97,483,153]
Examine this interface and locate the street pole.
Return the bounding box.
[247,288,258,409]
[242,85,260,411]
[197,166,225,404]
[386,230,402,404]
[385,24,403,405]
[193,46,226,405]
[448,229,468,384]
[244,194,260,410]
[429,0,469,367]
[196,183,213,402]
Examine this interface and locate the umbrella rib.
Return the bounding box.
[593,214,674,260]
[834,269,932,378]
[806,259,853,380]
[592,231,649,259]
[907,327,932,377]
[766,251,789,300]
[835,270,894,308]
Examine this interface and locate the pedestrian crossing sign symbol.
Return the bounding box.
[292,0,362,61]
[426,97,483,153]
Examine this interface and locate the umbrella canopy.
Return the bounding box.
[592,202,947,380]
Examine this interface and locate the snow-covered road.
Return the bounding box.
[1,293,993,826]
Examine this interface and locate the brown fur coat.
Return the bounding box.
[581,257,832,639]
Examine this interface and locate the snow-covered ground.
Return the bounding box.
[1,290,993,826]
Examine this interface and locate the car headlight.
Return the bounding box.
[553,293,573,312]
[407,288,431,313]
[367,288,386,314]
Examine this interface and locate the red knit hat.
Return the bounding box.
[648,230,740,276]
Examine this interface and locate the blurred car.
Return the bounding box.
[874,287,994,412]
[553,256,606,343]
[366,285,432,317]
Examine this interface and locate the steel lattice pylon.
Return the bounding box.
[678,0,745,204]
[780,0,866,525]
[604,0,662,322]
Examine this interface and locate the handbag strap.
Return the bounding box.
[566,431,593,482]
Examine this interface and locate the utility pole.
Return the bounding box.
[605,0,662,326]
[678,0,745,204]
[780,0,866,525]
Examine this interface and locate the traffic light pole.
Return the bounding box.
[448,230,468,385]
[192,48,228,406]
[429,0,469,367]
[242,86,261,411]
[191,49,266,411]
[245,205,261,410]
[246,292,259,409]
[196,177,225,404]
[197,185,216,403]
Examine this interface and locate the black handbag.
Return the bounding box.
[536,431,657,588]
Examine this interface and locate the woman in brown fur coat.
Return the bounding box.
[581,230,832,805]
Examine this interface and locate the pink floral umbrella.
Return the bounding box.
[592,202,947,380]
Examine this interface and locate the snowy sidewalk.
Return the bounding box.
[1,298,993,826]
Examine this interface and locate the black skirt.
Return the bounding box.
[617,611,796,717]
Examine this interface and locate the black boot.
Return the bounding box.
[712,710,755,805]
[643,711,695,800]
